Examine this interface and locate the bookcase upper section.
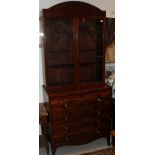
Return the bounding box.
[42,1,106,92]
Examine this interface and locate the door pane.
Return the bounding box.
[79,18,105,83]
[45,19,74,86]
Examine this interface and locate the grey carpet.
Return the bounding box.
[39,137,112,155]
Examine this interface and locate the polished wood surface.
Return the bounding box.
[43,1,105,17]
[43,1,106,91]
[47,89,112,155]
[42,2,112,155]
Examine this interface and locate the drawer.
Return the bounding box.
[95,97,112,113]
[50,97,112,123]
[51,106,112,124]
[53,127,108,146]
[50,94,112,112]
[51,95,96,112]
[52,116,111,135]
[51,110,93,123]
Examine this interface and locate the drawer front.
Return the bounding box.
[52,115,110,135]
[51,95,97,112]
[50,91,111,112]
[50,94,112,123]
[49,91,112,147]
[53,127,109,147]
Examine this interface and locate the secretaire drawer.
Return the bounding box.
[50,95,96,112]
[49,92,112,124]
[50,93,112,112]
[51,116,110,134]
[53,127,109,146]
[51,104,112,124]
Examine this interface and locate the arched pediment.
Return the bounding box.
[43,1,105,17]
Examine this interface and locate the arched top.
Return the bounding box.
[43,1,106,17]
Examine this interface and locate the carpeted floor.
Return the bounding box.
[79,147,115,155]
[39,137,112,155]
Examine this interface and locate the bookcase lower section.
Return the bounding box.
[48,89,112,155]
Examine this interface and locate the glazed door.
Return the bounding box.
[45,18,75,87]
[78,17,106,84]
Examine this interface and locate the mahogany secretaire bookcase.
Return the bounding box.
[41,1,112,154]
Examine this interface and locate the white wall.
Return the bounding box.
[39,0,115,103]
[39,0,115,17]
[88,0,115,18]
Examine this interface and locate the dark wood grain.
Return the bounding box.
[43,1,105,18]
[42,2,112,155]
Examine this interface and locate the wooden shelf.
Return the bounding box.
[79,49,97,52]
[48,64,74,68]
[49,81,74,86]
[48,50,72,53]
[79,31,103,34]
[47,31,72,33]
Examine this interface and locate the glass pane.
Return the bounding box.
[46,19,74,86]
[79,18,104,83]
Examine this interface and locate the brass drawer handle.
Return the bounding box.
[89,119,93,122]
[97,120,100,124]
[64,103,68,108]
[64,126,68,131]
[96,130,100,135]
[96,111,101,115]
[65,137,69,141]
[64,116,68,121]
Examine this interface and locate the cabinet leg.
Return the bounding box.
[52,147,56,155]
[45,140,49,155]
[111,137,115,146]
[107,136,111,146]
[46,147,49,155]
[42,126,49,155]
